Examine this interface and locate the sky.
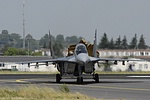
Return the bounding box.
[0,0,150,45]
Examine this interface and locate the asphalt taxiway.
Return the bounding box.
[0,74,150,100]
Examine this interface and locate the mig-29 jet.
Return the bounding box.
[19,30,140,84]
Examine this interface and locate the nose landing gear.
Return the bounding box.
[77,77,83,84]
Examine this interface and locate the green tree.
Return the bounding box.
[4,47,28,56]
[39,33,64,57]
[53,42,64,57]
[115,35,122,49]
[39,34,49,48]
[0,31,23,49]
[65,36,84,47]
[108,38,115,49]
[138,34,147,49]
[66,36,78,44]
[129,34,137,49]
[98,33,109,49]
[78,37,83,42]
[39,34,55,48]
[121,35,128,49]
[25,34,39,51]
[56,34,64,43]
[2,30,8,34]
[0,30,10,46]
[9,33,22,48]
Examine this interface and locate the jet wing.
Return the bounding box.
[17,55,77,64]
[89,57,143,62]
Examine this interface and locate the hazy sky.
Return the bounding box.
[0,0,150,45]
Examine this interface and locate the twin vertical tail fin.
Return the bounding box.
[49,30,97,58]
[49,30,55,59]
[93,29,98,57]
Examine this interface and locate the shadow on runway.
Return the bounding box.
[4,79,143,85]
[6,80,97,85]
[0,74,147,85]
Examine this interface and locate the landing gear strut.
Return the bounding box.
[94,73,99,83]
[77,77,83,84]
[56,74,62,83]
[76,65,83,84]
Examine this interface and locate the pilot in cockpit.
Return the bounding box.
[76,45,87,55]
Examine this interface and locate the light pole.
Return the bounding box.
[23,0,25,49]
[28,39,30,56]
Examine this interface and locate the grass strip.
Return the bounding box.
[0,85,96,100]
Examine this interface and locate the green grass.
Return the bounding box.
[0,85,96,100]
[59,84,70,93]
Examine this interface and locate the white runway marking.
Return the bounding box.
[127,76,150,78]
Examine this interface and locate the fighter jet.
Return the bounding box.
[18,30,141,84]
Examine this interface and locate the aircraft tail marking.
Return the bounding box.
[49,30,55,58]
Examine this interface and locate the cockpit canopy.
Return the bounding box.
[75,44,87,55]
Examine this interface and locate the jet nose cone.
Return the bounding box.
[77,53,90,64]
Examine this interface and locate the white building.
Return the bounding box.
[109,59,150,72]
[0,56,57,72]
[96,49,150,71]
[98,49,150,57]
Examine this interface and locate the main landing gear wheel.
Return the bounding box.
[56,74,61,83]
[94,74,99,83]
[77,77,83,84]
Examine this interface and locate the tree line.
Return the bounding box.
[0,30,83,56]
[98,33,148,49]
[0,30,149,56]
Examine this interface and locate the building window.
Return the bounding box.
[140,52,144,56]
[11,66,16,69]
[139,64,142,69]
[0,63,4,67]
[144,64,148,69]
[145,52,149,56]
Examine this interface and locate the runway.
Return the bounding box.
[0,74,150,100]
